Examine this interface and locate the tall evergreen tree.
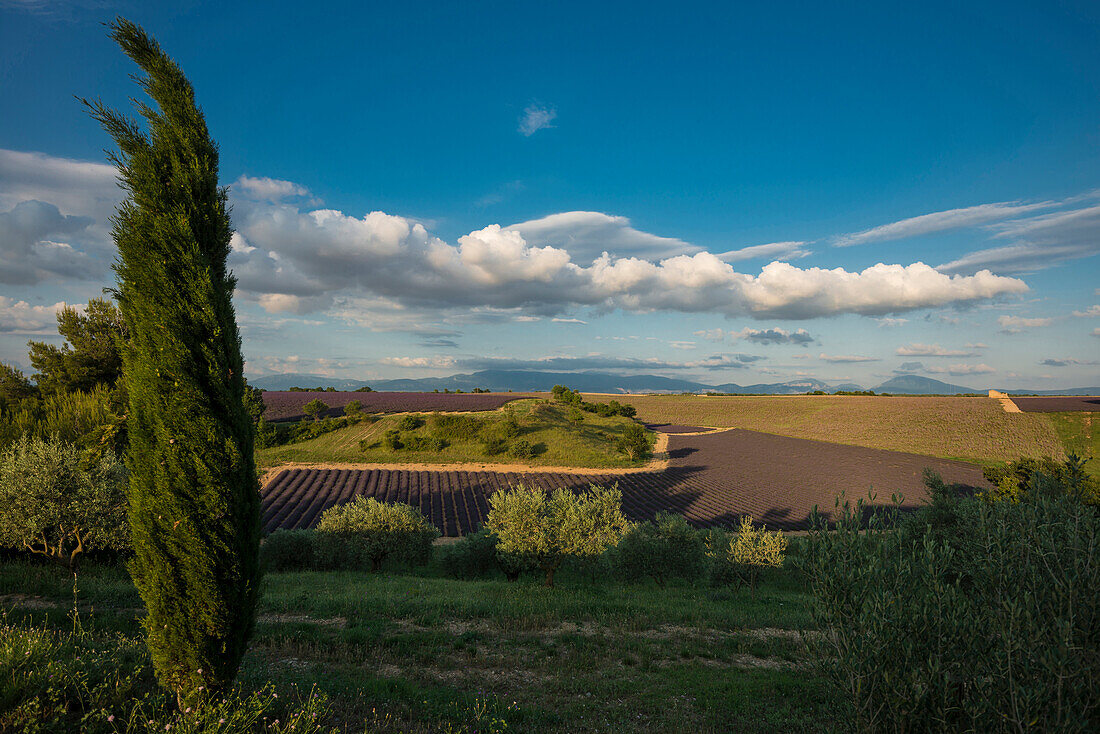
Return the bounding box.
[85,18,260,704]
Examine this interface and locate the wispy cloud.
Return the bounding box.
[924,363,996,376]
[834,201,1054,247]
[519,104,556,136]
[1072,305,1100,317]
[1039,358,1098,367]
[819,353,879,363]
[717,241,810,262]
[552,317,587,325]
[998,315,1053,333]
[875,317,908,327]
[896,343,980,357]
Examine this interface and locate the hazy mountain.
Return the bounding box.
[250,373,372,391]
[873,375,979,394]
[711,378,839,394]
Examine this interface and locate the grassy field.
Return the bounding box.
[257,399,655,470]
[1,551,839,733]
[1047,411,1100,480]
[604,394,1064,465]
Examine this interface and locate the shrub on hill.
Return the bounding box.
[302,398,328,421]
[397,414,424,431]
[0,435,129,571]
[616,423,652,461]
[314,497,439,571]
[486,483,630,587]
[610,512,706,587]
[802,482,1100,732]
[429,413,481,441]
[507,438,535,459]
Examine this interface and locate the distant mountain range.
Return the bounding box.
[250,370,1098,396]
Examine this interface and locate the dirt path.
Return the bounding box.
[988,390,1022,413]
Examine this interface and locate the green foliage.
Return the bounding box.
[802,490,1100,732]
[0,436,129,570]
[87,19,261,703]
[982,454,1099,505]
[314,497,439,572]
[486,483,630,586]
[404,434,446,452]
[507,438,534,459]
[382,429,403,450]
[723,516,787,599]
[0,622,331,733]
[241,381,265,423]
[353,385,374,392]
[396,414,423,431]
[610,512,706,587]
[259,530,315,572]
[342,400,361,416]
[0,384,119,450]
[302,398,328,421]
[26,299,127,396]
[429,413,482,442]
[615,422,652,460]
[0,363,36,406]
[439,529,500,579]
[481,436,506,455]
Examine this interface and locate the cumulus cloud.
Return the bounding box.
[875,317,908,327]
[1039,358,1098,367]
[939,203,1100,274]
[0,297,78,333]
[998,315,1053,333]
[693,328,725,342]
[894,361,925,374]
[717,241,811,262]
[731,327,815,345]
[896,343,980,358]
[0,149,119,219]
[0,200,99,284]
[1073,305,1100,317]
[378,356,460,369]
[835,200,1054,247]
[819,353,879,363]
[925,363,996,376]
[518,104,556,136]
[509,211,698,263]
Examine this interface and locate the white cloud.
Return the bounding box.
[875,317,908,327]
[896,343,980,357]
[925,363,996,376]
[234,175,312,202]
[0,148,119,219]
[717,241,810,262]
[834,200,1054,247]
[819,353,879,363]
[939,203,1100,274]
[378,356,460,369]
[1073,305,1100,317]
[519,104,556,136]
[998,315,1053,333]
[668,341,696,350]
[552,317,587,324]
[693,328,725,342]
[509,211,698,263]
[0,297,79,333]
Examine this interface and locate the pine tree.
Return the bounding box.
[85,18,260,704]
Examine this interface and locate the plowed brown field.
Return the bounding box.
[260,428,989,535]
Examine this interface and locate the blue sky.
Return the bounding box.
[1,0,1098,389]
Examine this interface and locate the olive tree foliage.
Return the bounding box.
[314,497,439,571]
[486,483,631,587]
[84,18,261,704]
[27,299,128,396]
[610,512,706,587]
[302,398,328,421]
[0,435,128,571]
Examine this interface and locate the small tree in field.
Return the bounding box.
[344,399,362,417]
[616,423,652,461]
[710,515,787,599]
[303,398,328,421]
[85,18,260,705]
[486,483,630,587]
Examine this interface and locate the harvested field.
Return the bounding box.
[260,428,989,535]
[261,391,529,422]
[1011,396,1100,413]
[603,395,1063,463]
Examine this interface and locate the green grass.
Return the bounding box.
[257,399,655,470]
[605,394,1063,464]
[0,547,839,733]
[1046,412,1100,480]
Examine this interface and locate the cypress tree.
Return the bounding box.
[85,18,260,703]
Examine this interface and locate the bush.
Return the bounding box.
[501,413,521,438]
[259,530,315,572]
[0,436,129,571]
[302,398,328,421]
[507,438,534,459]
[314,497,439,571]
[405,434,446,452]
[397,414,423,432]
[486,483,630,586]
[611,512,706,586]
[343,400,362,417]
[482,437,507,455]
[801,490,1100,732]
[382,429,403,450]
[430,413,481,441]
[616,423,652,461]
[440,528,500,579]
[981,454,1099,506]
